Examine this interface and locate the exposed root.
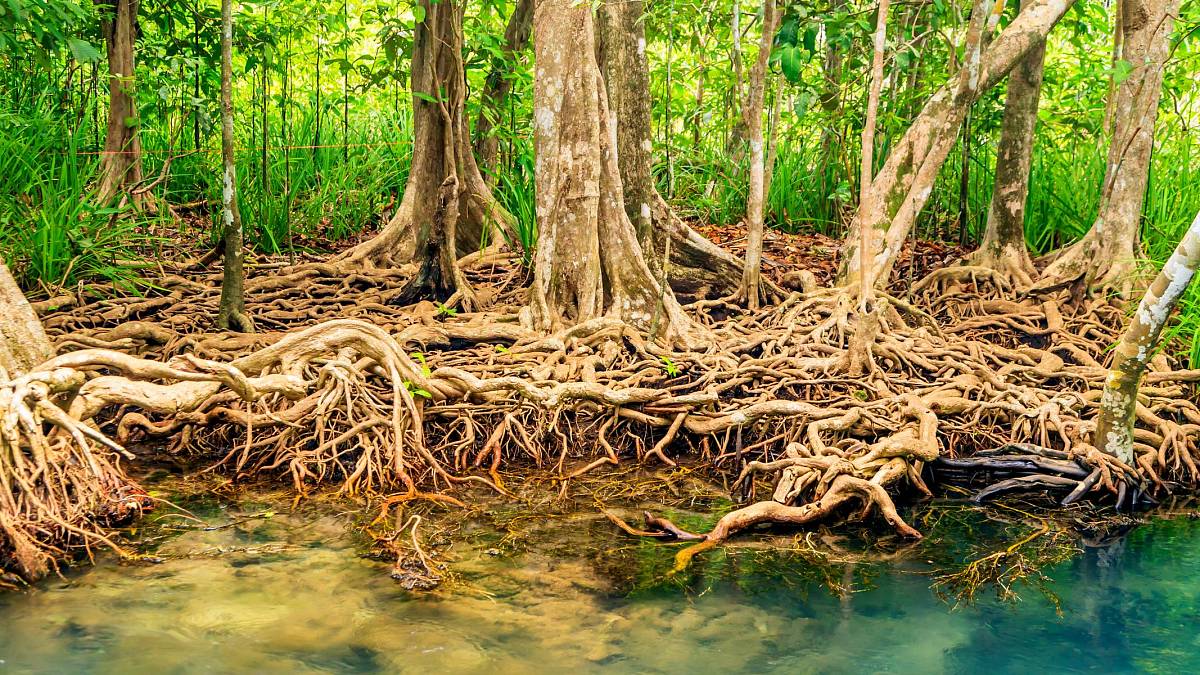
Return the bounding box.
[5,255,1198,579]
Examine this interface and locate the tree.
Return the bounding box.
[1035,0,1182,295]
[965,0,1047,288]
[0,263,53,377]
[527,0,693,343]
[217,0,252,332]
[739,0,780,310]
[95,0,145,204]
[473,0,533,179]
[837,0,1076,290]
[339,0,515,308]
[857,0,890,306]
[596,0,750,300]
[1095,209,1200,466]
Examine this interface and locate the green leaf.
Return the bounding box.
[780,46,804,84]
[1112,59,1134,84]
[412,5,426,23]
[67,38,101,63]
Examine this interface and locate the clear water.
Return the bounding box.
[1,493,1198,674]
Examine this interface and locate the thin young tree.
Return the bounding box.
[339,0,515,308]
[858,0,890,307]
[1034,0,1182,295]
[473,0,533,179]
[528,0,694,343]
[95,0,145,204]
[837,0,1074,291]
[1095,209,1200,466]
[964,0,1046,288]
[739,0,780,310]
[217,0,252,332]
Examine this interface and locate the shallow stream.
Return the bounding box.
[2,486,1199,674]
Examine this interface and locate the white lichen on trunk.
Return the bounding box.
[1095,209,1200,464]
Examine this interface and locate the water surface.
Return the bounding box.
[1,492,1197,674]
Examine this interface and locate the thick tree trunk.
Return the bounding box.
[1095,209,1200,465]
[217,0,252,332]
[0,264,53,377]
[1035,0,1181,296]
[597,0,747,300]
[966,0,1046,287]
[597,0,654,249]
[340,0,514,300]
[837,0,1074,289]
[740,0,780,310]
[473,0,533,179]
[95,0,144,204]
[528,0,694,344]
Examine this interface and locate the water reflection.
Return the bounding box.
[1,497,1198,674]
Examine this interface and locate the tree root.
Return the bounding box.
[5,255,1198,580]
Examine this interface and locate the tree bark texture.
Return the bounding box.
[528,0,694,344]
[0,264,53,377]
[341,0,515,287]
[96,0,144,204]
[836,0,1075,289]
[1095,209,1200,465]
[967,0,1047,287]
[217,0,252,333]
[740,0,780,310]
[1035,0,1181,295]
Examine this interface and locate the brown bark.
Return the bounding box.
[966,0,1046,288]
[837,0,1075,289]
[96,0,144,204]
[217,0,252,332]
[340,0,515,300]
[1035,0,1181,296]
[740,0,780,310]
[473,0,533,179]
[596,0,748,300]
[528,0,694,344]
[858,0,891,305]
[0,264,53,377]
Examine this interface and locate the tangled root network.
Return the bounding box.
[4,254,1198,579]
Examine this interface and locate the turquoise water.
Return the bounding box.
[1,495,1198,674]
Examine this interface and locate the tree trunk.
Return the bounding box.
[596,0,749,300]
[858,0,890,305]
[740,0,780,310]
[0,264,53,377]
[528,0,694,344]
[217,0,252,333]
[966,0,1046,288]
[340,0,515,302]
[473,0,533,180]
[95,0,144,204]
[1034,0,1181,296]
[836,0,1073,289]
[597,0,654,250]
[1095,209,1200,466]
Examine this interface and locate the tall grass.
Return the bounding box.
[0,108,152,291]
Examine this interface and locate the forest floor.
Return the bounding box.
[8,217,1198,586]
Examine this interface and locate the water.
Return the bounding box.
[2,490,1199,674]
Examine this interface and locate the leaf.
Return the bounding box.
[780,46,804,84]
[412,4,426,23]
[1112,59,1134,84]
[67,38,101,63]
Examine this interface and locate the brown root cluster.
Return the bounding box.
[3,252,1198,580]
